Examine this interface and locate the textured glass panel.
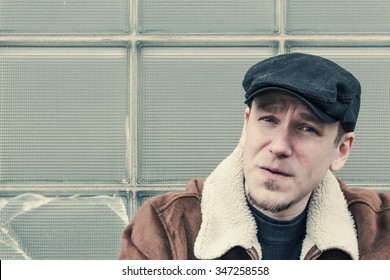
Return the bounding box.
[0,0,130,34]
[138,45,277,184]
[286,0,390,34]
[0,193,128,259]
[0,47,129,184]
[139,0,277,34]
[287,46,390,185]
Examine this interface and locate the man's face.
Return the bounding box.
[242,91,354,220]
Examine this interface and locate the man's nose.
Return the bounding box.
[269,127,293,158]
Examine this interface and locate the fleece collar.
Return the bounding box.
[194,145,359,260]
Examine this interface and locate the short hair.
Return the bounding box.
[334,124,346,146]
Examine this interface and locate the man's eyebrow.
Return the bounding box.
[255,99,325,124]
[255,101,281,112]
[299,112,324,124]
[256,102,324,124]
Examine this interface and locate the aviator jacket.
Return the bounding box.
[119,146,390,260]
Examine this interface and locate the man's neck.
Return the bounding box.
[249,203,308,260]
[252,191,312,221]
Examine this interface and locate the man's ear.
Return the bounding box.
[239,107,250,148]
[330,132,355,172]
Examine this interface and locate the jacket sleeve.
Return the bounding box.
[118,201,173,260]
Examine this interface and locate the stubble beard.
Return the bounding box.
[246,179,294,214]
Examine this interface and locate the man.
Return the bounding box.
[119,53,390,260]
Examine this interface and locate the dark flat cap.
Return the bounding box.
[243,53,361,132]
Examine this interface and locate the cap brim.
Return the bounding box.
[244,87,337,124]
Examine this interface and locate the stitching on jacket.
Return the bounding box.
[149,202,175,259]
[348,199,390,214]
[155,193,201,214]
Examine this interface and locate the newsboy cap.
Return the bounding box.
[242,53,361,132]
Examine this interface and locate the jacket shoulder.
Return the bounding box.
[119,178,205,260]
[341,183,390,212]
[340,182,390,259]
[148,178,205,211]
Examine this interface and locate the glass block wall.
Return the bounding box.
[1,0,390,259]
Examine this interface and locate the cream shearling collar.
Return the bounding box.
[194,145,359,260]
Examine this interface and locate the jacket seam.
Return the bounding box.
[149,202,176,259]
[155,193,201,214]
[348,199,390,214]
[151,195,201,259]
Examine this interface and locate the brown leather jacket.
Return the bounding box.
[119,147,390,260]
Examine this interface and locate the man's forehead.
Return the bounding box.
[253,91,306,109]
[252,91,323,123]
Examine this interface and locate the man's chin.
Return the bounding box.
[246,192,293,214]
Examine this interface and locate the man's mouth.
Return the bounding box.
[262,167,292,177]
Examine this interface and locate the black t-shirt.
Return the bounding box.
[249,203,308,260]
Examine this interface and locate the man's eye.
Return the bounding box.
[259,117,276,123]
[301,126,319,134]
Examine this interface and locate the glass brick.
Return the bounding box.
[138,0,277,34]
[0,192,129,260]
[137,44,277,184]
[286,0,390,34]
[0,46,130,184]
[0,0,130,34]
